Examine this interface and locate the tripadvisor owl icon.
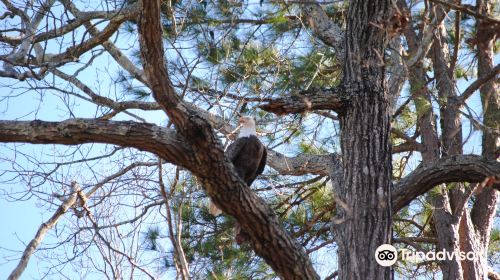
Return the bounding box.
[375,244,398,266]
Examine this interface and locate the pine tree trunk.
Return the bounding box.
[333,1,393,279]
[462,0,500,278]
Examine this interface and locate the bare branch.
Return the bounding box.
[62,1,147,85]
[159,167,190,280]
[0,0,29,23]
[0,119,194,169]
[428,0,500,25]
[3,5,139,46]
[392,155,500,212]
[391,127,424,151]
[0,4,137,67]
[46,11,134,64]
[7,182,80,280]
[458,63,500,104]
[404,3,446,68]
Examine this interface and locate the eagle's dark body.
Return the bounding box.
[225,135,267,187]
[222,117,267,244]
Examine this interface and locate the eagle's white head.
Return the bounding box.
[238,116,257,138]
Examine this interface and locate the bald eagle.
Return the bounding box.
[208,116,267,244]
[225,116,267,187]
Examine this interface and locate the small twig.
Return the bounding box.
[449,3,461,76]
[324,271,338,280]
[429,0,500,25]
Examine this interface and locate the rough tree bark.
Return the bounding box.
[427,5,466,279]
[332,1,393,279]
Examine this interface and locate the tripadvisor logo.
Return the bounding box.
[375,244,479,266]
[375,244,398,267]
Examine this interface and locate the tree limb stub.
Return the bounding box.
[267,150,331,176]
[392,155,500,212]
[459,63,500,105]
[259,87,345,115]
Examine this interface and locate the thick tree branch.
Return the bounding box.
[8,119,490,218]
[392,155,500,212]
[0,119,194,169]
[259,87,344,115]
[392,142,420,153]
[0,117,328,179]
[138,2,319,278]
